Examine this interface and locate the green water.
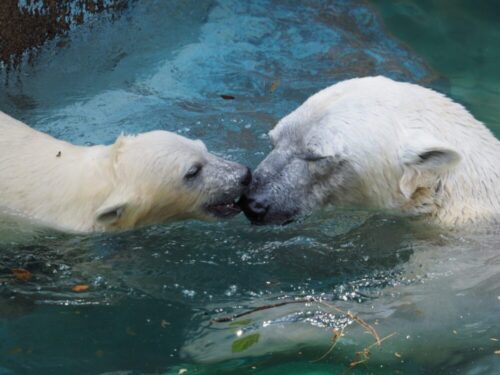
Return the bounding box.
[374,0,500,136]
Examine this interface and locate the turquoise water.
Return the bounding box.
[0,1,499,374]
[373,0,500,136]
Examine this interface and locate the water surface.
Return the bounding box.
[0,1,498,374]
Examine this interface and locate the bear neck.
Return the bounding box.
[433,146,500,226]
[0,117,117,233]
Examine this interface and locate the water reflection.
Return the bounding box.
[181,225,499,374]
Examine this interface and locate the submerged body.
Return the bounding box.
[0,111,250,233]
[241,76,500,226]
[181,223,500,370]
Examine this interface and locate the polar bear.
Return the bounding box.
[0,111,251,233]
[241,76,500,226]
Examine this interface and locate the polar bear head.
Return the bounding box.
[240,77,468,225]
[95,131,251,230]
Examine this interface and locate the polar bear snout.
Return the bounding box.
[240,152,306,225]
[238,194,270,223]
[203,161,252,219]
[240,188,298,225]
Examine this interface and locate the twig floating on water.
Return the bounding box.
[212,297,314,323]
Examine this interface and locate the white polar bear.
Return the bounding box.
[241,76,500,226]
[0,111,251,233]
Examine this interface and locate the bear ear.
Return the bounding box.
[399,136,461,199]
[95,135,133,227]
[95,201,127,226]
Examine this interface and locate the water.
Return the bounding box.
[373,0,500,135]
[0,1,499,374]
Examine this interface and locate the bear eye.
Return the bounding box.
[185,163,203,179]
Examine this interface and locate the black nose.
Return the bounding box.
[240,167,252,186]
[239,195,269,222]
[248,199,268,215]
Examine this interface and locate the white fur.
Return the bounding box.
[270,76,500,226]
[0,111,242,233]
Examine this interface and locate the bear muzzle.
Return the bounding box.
[205,166,252,218]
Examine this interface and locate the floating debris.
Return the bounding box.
[71,284,90,293]
[11,268,33,281]
[231,333,260,353]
